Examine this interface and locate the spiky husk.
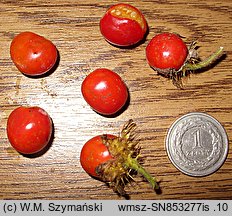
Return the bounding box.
[95,119,159,196]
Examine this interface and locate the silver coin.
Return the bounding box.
[166,112,228,177]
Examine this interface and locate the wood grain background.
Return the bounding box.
[0,0,231,200]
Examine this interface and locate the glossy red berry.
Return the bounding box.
[7,106,53,154]
[80,134,115,178]
[100,3,147,47]
[81,68,128,116]
[10,32,57,76]
[146,33,188,71]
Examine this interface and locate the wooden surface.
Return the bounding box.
[0,0,232,200]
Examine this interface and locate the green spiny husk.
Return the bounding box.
[95,119,159,196]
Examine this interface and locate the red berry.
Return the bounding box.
[80,134,115,178]
[146,33,188,71]
[81,68,128,116]
[10,32,57,76]
[7,106,53,154]
[100,3,147,47]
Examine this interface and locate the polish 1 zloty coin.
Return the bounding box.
[166,112,229,177]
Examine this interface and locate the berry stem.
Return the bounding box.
[184,47,224,71]
[126,157,159,190]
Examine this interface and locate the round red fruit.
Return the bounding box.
[80,135,115,177]
[10,32,57,76]
[81,68,128,115]
[100,3,147,46]
[7,106,53,154]
[146,33,188,71]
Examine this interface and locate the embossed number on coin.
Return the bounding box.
[166,112,228,176]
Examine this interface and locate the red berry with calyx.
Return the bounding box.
[146,32,224,88]
[80,120,159,196]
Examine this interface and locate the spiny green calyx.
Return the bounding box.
[95,119,159,196]
[162,42,224,89]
